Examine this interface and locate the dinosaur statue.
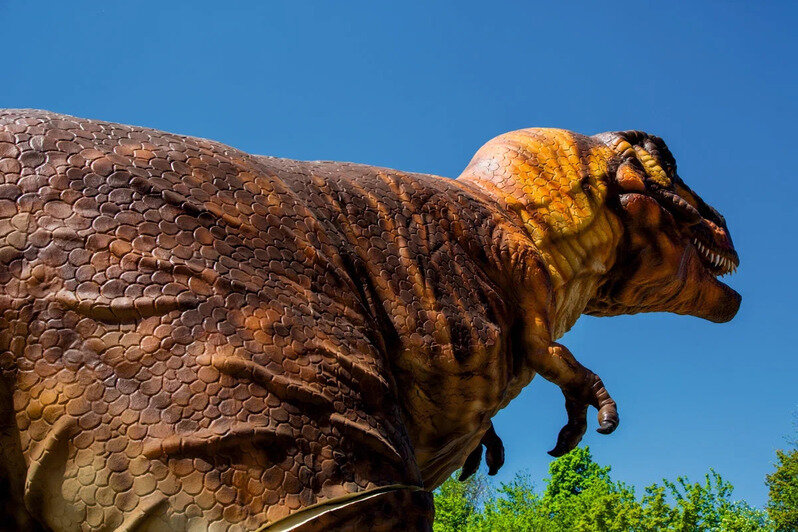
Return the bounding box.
[0,110,740,531]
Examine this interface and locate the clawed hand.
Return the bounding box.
[548,374,618,457]
[458,423,505,481]
[457,372,617,483]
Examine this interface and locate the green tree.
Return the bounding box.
[433,471,488,531]
[472,473,542,531]
[539,447,641,532]
[639,484,678,531]
[463,448,646,531]
[766,433,798,531]
[658,471,769,531]
[544,446,611,498]
[433,446,771,531]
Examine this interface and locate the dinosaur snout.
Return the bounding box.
[700,286,741,323]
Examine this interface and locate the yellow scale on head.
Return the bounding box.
[483,129,613,248]
[460,127,624,336]
[633,145,671,188]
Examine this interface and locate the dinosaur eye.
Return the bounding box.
[650,188,702,225]
[673,182,700,211]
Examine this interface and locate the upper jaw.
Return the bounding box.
[649,184,740,277]
[687,220,739,277]
[690,234,738,276]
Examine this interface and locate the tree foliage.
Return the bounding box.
[433,466,489,531]
[433,447,772,531]
[766,425,798,532]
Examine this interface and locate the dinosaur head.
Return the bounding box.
[584,131,740,323]
[458,128,740,325]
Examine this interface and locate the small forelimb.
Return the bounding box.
[458,423,505,481]
[533,343,619,457]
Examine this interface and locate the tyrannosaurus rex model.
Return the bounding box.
[0,110,740,531]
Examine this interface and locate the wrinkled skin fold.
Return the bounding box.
[0,111,739,531]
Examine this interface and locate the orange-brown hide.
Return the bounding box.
[0,111,739,531]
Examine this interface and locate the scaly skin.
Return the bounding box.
[0,111,740,531]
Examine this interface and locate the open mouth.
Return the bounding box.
[685,225,742,323]
[651,186,740,279]
[690,233,739,277]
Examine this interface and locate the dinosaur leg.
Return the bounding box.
[458,423,505,481]
[533,343,618,457]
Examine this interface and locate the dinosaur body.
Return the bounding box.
[0,110,740,531]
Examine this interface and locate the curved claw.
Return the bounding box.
[547,398,587,457]
[596,402,619,434]
[592,378,619,435]
[458,443,483,481]
[547,427,583,457]
[482,424,505,475]
[458,423,506,481]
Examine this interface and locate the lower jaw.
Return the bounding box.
[675,275,741,323]
[703,281,741,323]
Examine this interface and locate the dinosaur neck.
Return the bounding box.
[533,208,623,338]
[456,177,624,340]
[456,128,631,338]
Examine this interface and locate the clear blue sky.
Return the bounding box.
[2,1,795,509]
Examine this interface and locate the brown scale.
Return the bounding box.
[0,111,740,531]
